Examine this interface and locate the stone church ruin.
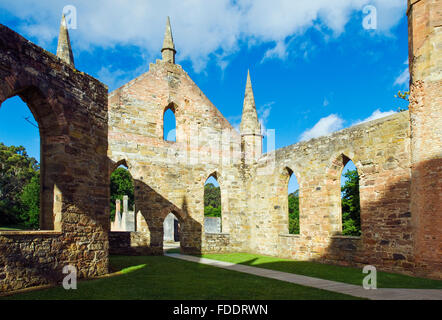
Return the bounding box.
[0,0,441,293]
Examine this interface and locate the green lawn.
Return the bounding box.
[1,255,361,300]
[0,226,24,231]
[198,253,442,289]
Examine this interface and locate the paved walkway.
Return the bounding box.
[165,253,442,300]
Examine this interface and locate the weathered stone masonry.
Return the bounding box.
[0,0,441,294]
[106,1,440,280]
[407,0,442,279]
[253,112,414,275]
[0,23,109,292]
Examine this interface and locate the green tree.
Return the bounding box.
[204,183,221,217]
[110,167,134,221]
[0,143,39,227]
[288,190,300,234]
[341,169,361,236]
[204,205,221,218]
[19,172,40,229]
[395,90,409,112]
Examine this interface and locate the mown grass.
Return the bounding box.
[1,255,362,300]
[197,253,442,289]
[0,225,25,231]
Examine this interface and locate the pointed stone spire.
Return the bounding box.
[56,14,75,67]
[240,70,261,136]
[161,16,176,64]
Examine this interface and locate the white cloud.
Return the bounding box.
[262,41,288,62]
[299,108,397,142]
[258,102,274,136]
[353,109,396,125]
[96,64,148,91]
[394,67,410,86]
[0,0,406,72]
[393,58,410,86]
[97,67,127,91]
[299,114,344,141]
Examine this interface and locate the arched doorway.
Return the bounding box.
[110,162,135,231]
[163,211,181,252]
[0,96,41,230]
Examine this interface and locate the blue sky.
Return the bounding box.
[0,1,409,193]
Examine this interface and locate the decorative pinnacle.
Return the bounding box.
[240,70,261,136]
[161,16,176,63]
[56,14,75,67]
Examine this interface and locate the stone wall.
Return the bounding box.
[107,60,249,255]
[407,0,442,280]
[109,232,155,255]
[0,24,109,292]
[248,111,414,275]
[204,217,221,234]
[202,233,231,254]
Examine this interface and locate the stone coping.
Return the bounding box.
[279,233,301,238]
[0,230,62,236]
[109,231,133,233]
[204,232,230,236]
[330,235,362,240]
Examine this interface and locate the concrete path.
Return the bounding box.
[165,253,442,300]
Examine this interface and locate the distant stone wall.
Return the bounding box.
[109,232,158,255]
[0,24,109,293]
[204,217,221,234]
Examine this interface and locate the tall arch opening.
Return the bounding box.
[163,105,176,142]
[110,162,135,231]
[0,96,41,230]
[287,169,300,235]
[204,174,222,233]
[340,157,361,236]
[163,211,181,252]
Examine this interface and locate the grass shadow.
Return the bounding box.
[0,255,363,300]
